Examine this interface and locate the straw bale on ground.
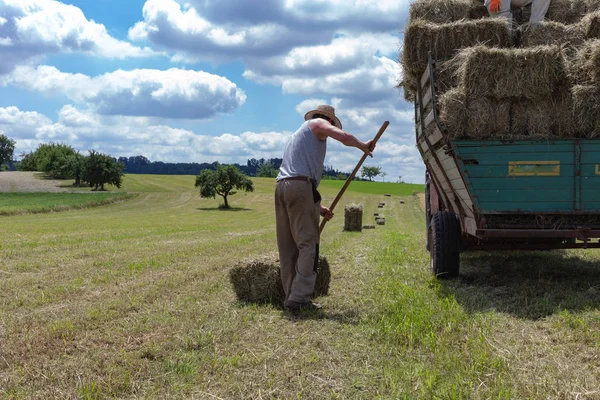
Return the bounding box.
[409,0,472,23]
[229,256,331,306]
[570,39,600,84]
[402,19,511,97]
[458,45,567,99]
[229,258,284,304]
[344,203,363,231]
[376,218,386,225]
[572,84,600,137]
[520,21,584,49]
[363,224,376,229]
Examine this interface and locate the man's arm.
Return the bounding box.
[309,118,374,156]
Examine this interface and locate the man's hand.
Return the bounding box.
[362,139,375,157]
[320,205,334,221]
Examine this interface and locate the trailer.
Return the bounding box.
[417,55,600,279]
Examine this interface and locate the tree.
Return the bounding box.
[16,151,36,171]
[83,150,124,191]
[195,164,254,208]
[58,153,86,186]
[0,134,15,166]
[257,163,278,178]
[361,166,382,181]
[34,143,79,178]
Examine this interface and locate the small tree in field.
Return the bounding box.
[83,150,124,191]
[0,134,15,167]
[361,166,382,181]
[195,164,254,208]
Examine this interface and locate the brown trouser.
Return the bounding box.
[275,179,320,305]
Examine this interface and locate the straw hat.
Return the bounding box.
[304,104,342,129]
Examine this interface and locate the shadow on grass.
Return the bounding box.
[233,299,360,324]
[439,251,600,320]
[196,207,252,212]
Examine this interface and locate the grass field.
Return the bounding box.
[0,174,599,399]
[0,192,133,215]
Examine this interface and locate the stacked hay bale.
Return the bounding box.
[344,204,363,231]
[571,40,600,136]
[229,256,331,306]
[402,0,600,140]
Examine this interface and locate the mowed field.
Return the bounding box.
[0,173,599,399]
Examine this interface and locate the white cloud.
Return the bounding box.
[0,0,155,74]
[128,0,408,63]
[3,105,291,167]
[3,65,247,119]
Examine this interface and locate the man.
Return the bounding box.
[275,105,374,312]
[485,0,551,23]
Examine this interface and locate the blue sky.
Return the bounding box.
[0,0,422,183]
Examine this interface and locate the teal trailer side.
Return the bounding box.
[453,140,600,214]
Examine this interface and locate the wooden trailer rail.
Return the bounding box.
[414,53,479,237]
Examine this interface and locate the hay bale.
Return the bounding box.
[409,0,472,23]
[376,218,386,225]
[511,95,575,138]
[402,19,511,93]
[439,88,511,139]
[468,4,489,20]
[547,0,587,24]
[344,203,363,232]
[229,258,285,304]
[587,0,600,13]
[570,39,600,84]
[572,84,600,137]
[520,21,584,49]
[314,256,331,297]
[458,45,568,99]
[438,87,467,134]
[400,200,405,204]
[363,225,376,229]
[229,256,332,306]
[384,193,391,197]
[373,212,379,216]
[581,11,600,39]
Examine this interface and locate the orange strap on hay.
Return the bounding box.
[489,0,501,13]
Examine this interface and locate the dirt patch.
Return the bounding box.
[0,171,68,193]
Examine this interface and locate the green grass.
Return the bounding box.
[0,175,598,399]
[0,192,134,215]
[320,179,424,196]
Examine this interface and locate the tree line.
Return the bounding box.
[15,142,124,190]
[0,134,365,184]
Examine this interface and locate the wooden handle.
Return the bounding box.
[319,121,390,234]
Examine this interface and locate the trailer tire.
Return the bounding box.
[430,211,460,279]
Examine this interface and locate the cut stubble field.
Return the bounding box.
[0,173,599,399]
